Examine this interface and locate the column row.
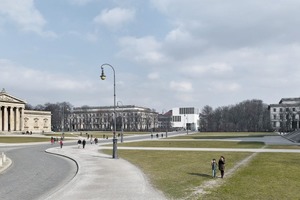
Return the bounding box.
[0,106,24,132]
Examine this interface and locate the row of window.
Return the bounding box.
[273,114,300,120]
[179,107,195,114]
[272,107,297,112]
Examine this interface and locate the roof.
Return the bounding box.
[0,88,26,104]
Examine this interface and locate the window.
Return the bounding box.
[172,116,181,122]
[273,108,276,112]
[280,108,283,112]
[179,107,195,114]
[273,115,276,120]
[293,108,296,112]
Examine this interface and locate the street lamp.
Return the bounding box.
[100,63,117,159]
[117,101,124,143]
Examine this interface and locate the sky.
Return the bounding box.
[1,0,300,113]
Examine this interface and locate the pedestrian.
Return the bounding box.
[77,139,82,148]
[60,139,63,148]
[211,158,218,178]
[94,137,98,144]
[82,139,86,149]
[50,137,54,144]
[218,156,225,178]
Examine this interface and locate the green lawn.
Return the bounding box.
[203,153,300,200]
[175,132,277,139]
[117,141,265,148]
[102,149,250,199]
[101,131,300,199]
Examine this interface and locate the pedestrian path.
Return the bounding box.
[44,144,166,200]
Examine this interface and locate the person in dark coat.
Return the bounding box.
[218,156,225,178]
[77,139,82,148]
[82,139,86,149]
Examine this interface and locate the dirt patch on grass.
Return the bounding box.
[186,148,263,199]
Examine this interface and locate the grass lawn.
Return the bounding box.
[101,131,300,199]
[49,131,152,138]
[117,141,265,148]
[175,132,277,139]
[203,153,300,200]
[102,149,250,199]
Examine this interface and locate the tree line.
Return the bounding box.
[200,99,271,132]
[27,99,272,133]
[26,102,73,132]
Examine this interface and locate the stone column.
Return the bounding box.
[9,107,14,131]
[3,106,8,131]
[20,108,24,131]
[0,106,2,131]
[16,107,20,131]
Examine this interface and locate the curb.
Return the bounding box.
[0,157,12,174]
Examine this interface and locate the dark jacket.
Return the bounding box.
[218,158,225,170]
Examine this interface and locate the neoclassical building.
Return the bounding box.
[269,97,300,131]
[67,105,158,132]
[0,89,51,133]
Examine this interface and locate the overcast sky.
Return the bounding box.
[1,0,300,112]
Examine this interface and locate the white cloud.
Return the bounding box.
[0,59,93,92]
[94,7,135,30]
[185,63,233,76]
[148,72,160,80]
[209,82,241,93]
[118,36,166,63]
[0,0,56,37]
[169,81,193,92]
[68,0,94,6]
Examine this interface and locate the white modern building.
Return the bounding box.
[172,107,200,131]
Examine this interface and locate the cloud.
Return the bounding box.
[118,36,166,63]
[0,59,93,92]
[0,0,56,37]
[148,72,160,80]
[94,7,135,30]
[68,0,95,6]
[209,82,241,93]
[169,81,193,92]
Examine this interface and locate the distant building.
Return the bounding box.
[157,110,173,132]
[0,89,51,133]
[66,105,158,132]
[172,107,200,131]
[269,97,300,131]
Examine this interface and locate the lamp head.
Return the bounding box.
[100,67,106,80]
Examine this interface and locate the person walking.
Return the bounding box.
[218,156,225,178]
[77,139,82,148]
[211,158,218,178]
[59,139,63,148]
[82,139,86,149]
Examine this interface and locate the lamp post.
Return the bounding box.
[100,63,117,159]
[117,101,124,143]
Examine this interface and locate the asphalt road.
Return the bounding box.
[0,144,77,200]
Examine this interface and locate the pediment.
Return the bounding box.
[0,90,26,104]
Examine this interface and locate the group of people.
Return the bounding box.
[211,156,225,178]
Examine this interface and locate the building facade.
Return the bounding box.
[172,107,200,131]
[0,89,51,133]
[157,110,173,132]
[269,98,300,132]
[67,105,158,132]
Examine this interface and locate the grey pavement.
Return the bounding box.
[44,144,166,200]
